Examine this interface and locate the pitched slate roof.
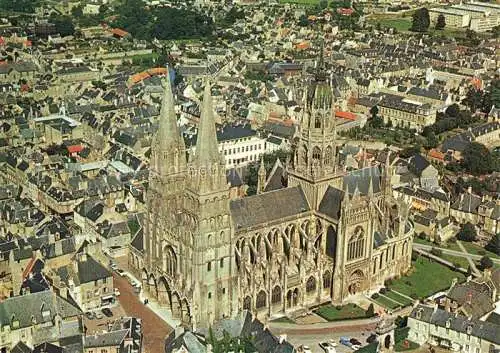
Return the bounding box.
[318,186,344,220]
[77,256,112,284]
[343,166,381,195]
[85,329,129,348]
[130,228,144,252]
[0,291,81,330]
[410,305,500,345]
[230,186,310,229]
[11,341,33,353]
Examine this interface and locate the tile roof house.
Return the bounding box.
[0,291,82,352]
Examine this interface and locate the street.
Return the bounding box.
[113,272,173,353]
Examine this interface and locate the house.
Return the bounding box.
[52,252,114,311]
[84,317,143,353]
[408,304,500,352]
[0,291,82,351]
[450,189,500,235]
[407,154,440,191]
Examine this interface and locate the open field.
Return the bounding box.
[314,303,369,321]
[388,257,465,299]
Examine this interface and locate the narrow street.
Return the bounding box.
[113,273,172,353]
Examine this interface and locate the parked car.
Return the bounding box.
[95,312,103,320]
[299,345,312,353]
[116,269,125,276]
[319,341,337,353]
[101,308,113,317]
[114,288,120,296]
[85,312,95,320]
[350,338,362,346]
[340,337,352,348]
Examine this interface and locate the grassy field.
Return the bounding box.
[414,237,499,260]
[278,0,321,5]
[389,257,465,299]
[314,303,369,321]
[394,327,420,352]
[385,290,413,307]
[270,316,295,323]
[373,296,401,310]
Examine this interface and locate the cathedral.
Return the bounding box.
[130,63,414,329]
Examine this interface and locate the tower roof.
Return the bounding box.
[194,81,223,166]
[157,68,184,151]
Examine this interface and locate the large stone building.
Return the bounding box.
[131,64,414,329]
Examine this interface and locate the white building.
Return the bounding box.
[185,123,268,169]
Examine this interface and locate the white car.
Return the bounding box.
[351,345,361,351]
[300,345,312,353]
[319,342,337,353]
[114,288,120,296]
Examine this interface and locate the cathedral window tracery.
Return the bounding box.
[347,226,365,261]
[306,276,316,293]
[256,290,267,309]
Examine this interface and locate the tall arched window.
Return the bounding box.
[347,227,365,261]
[272,286,281,304]
[323,271,331,289]
[315,116,322,129]
[312,147,321,162]
[164,246,177,277]
[306,276,316,293]
[256,290,267,309]
[325,146,332,165]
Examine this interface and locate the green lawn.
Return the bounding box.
[376,18,412,31]
[385,290,413,307]
[414,237,499,260]
[270,316,295,324]
[388,257,465,299]
[440,254,471,270]
[279,0,321,4]
[373,296,401,310]
[394,327,420,352]
[314,303,369,321]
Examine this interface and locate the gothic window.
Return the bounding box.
[164,246,177,277]
[302,145,308,166]
[402,241,408,256]
[392,244,396,260]
[256,290,267,309]
[272,286,281,304]
[243,296,251,310]
[315,116,322,129]
[220,258,224,268]
[347,226,365,261]
[323,271,331,289]
[312,147,321,162]
[207,262,212,272]
[325,146,332,165]
[306,276,316,293]
[326,226,337,259]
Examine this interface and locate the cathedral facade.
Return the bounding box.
[130,67,414,329]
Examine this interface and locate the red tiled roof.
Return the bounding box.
[67,145,84,154]
[111,28,129,37]
[336,111,357,120]
[428,149,445,161]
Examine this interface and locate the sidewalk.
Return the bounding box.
[126,270,181,328]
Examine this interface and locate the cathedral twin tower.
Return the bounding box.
[136,69,414,329]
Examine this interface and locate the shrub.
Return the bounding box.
[366,303,375,317]
[405,280,413,286]
[430,247,443,257]
[479,256,494,270]
[371,293,380,299]
[448,237,457,243]
[418,232,427,240]
[453,262,462,269]
[457,222,477,242]
[410,293,419,299]
[380,288,388,295]
[477,250,486,256]
[335,305,342,310]
[384,279,393,286]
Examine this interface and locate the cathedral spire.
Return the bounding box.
[152,69,186,176]
[158,69,184,151]
[195,80,221,166]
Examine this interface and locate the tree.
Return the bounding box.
[457,222,477,242]
[51,16,75,36]
[435,13,446,30]
[71,5,83,18]
[317,0,328,11]
[462,142,496,175]
[445,104,460,118]
[298,14,309,27]
[366,303,375,317]
[485,234,500,256]
[479,256,493,270]
[411,8,430,32]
